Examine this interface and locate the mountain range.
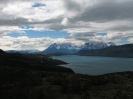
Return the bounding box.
[6,50,40,54]
[76,44,133,58]
[43,43,81,54]
[5,41,116,54]
[43,42,116,54]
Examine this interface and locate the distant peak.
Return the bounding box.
[52,43,57,45]
[107,42,116,46]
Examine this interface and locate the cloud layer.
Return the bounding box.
[0,0,133,50]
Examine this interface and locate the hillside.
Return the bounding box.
[1,49,133,99]
[0,50,73,73]
[1,61,133,99]
[76,44,133,58]
[0,49,6,54]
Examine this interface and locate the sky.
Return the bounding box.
[0,0,133,51]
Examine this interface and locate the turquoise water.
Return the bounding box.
[52,55,133,75]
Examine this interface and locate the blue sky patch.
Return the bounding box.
[32,3,46,8]
[6,30,69,38]
[6,33,27,37]
[96,33,107,36]
[117,37,129,45]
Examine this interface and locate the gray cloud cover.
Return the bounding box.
[0,0,133,50]
[65,0,133,22]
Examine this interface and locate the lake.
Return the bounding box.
[52,55,133,75]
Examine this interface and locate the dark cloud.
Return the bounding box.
[46,23,65,31]
[71,32,95,37]
[63,0,82,11]
[0,17,28,26]
[66,32,95,42]
[43,16,63,24]
[105,24,133,32]
[69,0,133,22]
[74,37,91,42]
[42,18,91,31]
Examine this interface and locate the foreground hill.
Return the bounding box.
[76,44,133,58]
[1,63,133,99]
[1,49,133,99]
[0,50,74,73]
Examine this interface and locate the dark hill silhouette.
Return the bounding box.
[0,49,5,54]
[76,44,133,58]
[0,52,74,73]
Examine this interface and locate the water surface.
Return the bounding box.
[52,55,133,75]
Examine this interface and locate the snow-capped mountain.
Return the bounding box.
[43,42,116,54]
[81,42,116,50]
[44,43,81,54]
[107,42,116,47]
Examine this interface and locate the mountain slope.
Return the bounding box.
[76,44,133,58]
